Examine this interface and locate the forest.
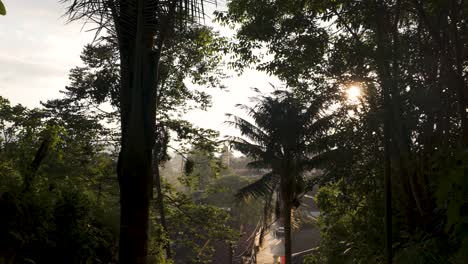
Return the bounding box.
[0,0,467,263]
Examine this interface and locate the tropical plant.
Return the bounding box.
[227,89,333,264]
[62,1,218,262]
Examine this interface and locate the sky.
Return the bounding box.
[0,0,280,138]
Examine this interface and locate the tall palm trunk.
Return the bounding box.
[118,51,156,263]
[283,200,292,264]
[117,0,158,262]
[281,167,294,264]
[118,52,156,263]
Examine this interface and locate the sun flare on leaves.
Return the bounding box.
[346,85,362,104]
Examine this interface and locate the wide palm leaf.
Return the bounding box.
[227,89,333,264]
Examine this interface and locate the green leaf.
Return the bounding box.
[0,0,5,16]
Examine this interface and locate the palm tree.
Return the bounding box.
[227,89,333,264]
[63,1,212,263]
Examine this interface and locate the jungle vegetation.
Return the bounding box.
[1,0,468,263]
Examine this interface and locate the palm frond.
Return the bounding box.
[62,0,215,42]
[302,97,325,120]
[226,136,266,159]
[234,103,258,117]
[305,114,334,136]
[301,148,341,171]
[246,159,270,170]
[235,172,279,202]
[225,114,268,143]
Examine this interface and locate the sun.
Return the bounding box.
[346,85,362,103]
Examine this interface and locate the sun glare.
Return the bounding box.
[346,85,362,103]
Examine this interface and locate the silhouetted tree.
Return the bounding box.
[228,90,333,264]
[61,1,218,261]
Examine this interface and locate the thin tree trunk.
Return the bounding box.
[23,135,52,192]
[283,201,292,264]
[383,80,393,264]
[389,1,429,222]
[228,242,233,264]
[374,2,393,263]
[97,179,102,204]
[154,160,172,259]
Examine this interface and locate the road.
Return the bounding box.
[255,223,284,264]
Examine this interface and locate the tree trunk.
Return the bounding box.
[117,0,157,262]
[283,201,292,264]
[383,113,393,264]
[97,179,102,204]
[388,1,429,226]
[374,2,394,263]
[118,48,156,263]
[228,242,233,264]
[154,160,172,259]
[23,135,52,192]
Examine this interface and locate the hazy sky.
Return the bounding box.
[0,0,279,137]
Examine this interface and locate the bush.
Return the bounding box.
[0,184,119,263]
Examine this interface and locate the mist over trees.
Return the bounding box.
[1,0,468,264]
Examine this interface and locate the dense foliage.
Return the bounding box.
[219,0,468,263]
[2,0,468,263]
[0,96,243,264]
